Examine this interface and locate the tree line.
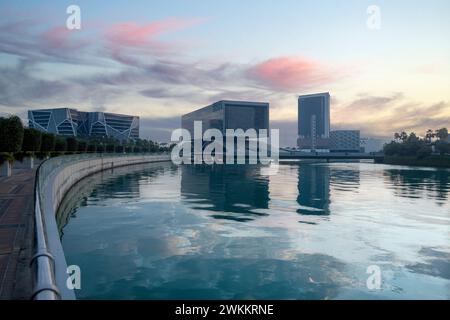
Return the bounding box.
[0,115,172,163]
[384,128,450,158]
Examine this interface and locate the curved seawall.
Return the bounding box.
[33,154,171,299]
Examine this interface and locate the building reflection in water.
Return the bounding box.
[180,165,270,222]
[296,163,361,216]
[296,165,330,215]
[329,165,360,193]
[181,163,364,220]
[383,168,450,205]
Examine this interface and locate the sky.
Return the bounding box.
[0,0,449,145]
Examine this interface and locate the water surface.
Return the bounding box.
[59,162,450,299]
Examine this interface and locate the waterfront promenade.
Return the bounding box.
[0,168,34,299]
[0,154,171,300]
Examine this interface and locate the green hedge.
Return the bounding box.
[1,115,170,163]
[383,156,450,168]
[54,136,67,152]
[66,137,78,152]
[0,116,24,153]
[22,128,42,152]
[41,133,56,152]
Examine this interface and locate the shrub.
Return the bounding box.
[116,145,124,153]
[0,116,24,152]
[22,128,42,152]
[50,151,64,158]
[97,144,105,153]
[54,136,67,152]
[417,146,432,159]
[87,144,97,153]
[34,152,48,160]
[383,142,400,156]
[106,144,115,153]
[41,133,56,152]
[435,140,450,155]
[66,137,78,152]
[0,152,15,165]
[78,140,88,152]
[13,151,34,162]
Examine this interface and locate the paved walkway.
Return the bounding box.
[0,169,35,299]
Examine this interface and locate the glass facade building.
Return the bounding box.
[28,108,139,141]
[297,93,330,150]
[181,100,269,137]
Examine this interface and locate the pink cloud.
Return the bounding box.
[41,26,71,48]
[106,18,204,48]
[247,56,338,92]
[40,26,91,52]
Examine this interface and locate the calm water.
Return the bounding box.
[58,162,450,299]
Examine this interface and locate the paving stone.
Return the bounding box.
[0,169,35,300]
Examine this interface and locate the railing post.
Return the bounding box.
[0,161,12,177]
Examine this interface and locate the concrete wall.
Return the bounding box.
[38,154,171,299]
[12,157,34,169]
[0,161,11,177]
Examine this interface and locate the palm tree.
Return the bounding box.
[400,131,408,142]
[435,128,448,141]
[425,129,434,144]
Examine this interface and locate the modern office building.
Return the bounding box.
[181,165,269,219]
[297,92,330,151]
[330,130,361,153]
[28,108,139,141]
[297,165,330,215]
[181,100,269,137]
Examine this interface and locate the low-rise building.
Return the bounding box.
[330,130,361,153]
[28,108,139,141]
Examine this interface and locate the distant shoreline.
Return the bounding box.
[378,155,450,169]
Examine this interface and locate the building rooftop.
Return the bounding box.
[298,92,330,99]
[182,100,269,117]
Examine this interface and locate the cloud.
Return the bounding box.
[105,18,204,50]
[0,20,99,67]
[41,26,81,50]
[270,120,298,146]
[1,15,447,142]
[0,17,346,116]
[140,116,181,142]
[332,93,450,138]
[344,92,404,111]
[0,59,71,107]
[391,101,450,133]
[247,56,340,92]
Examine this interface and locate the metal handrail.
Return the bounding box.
[31,159,60,300]
[30,152,171,299]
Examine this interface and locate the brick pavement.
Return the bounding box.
[0,169,35,299]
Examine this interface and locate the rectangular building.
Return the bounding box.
[181,100,269,137]
[330,130,361,153]
[28,108,139,141]
[297,92,330,150]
